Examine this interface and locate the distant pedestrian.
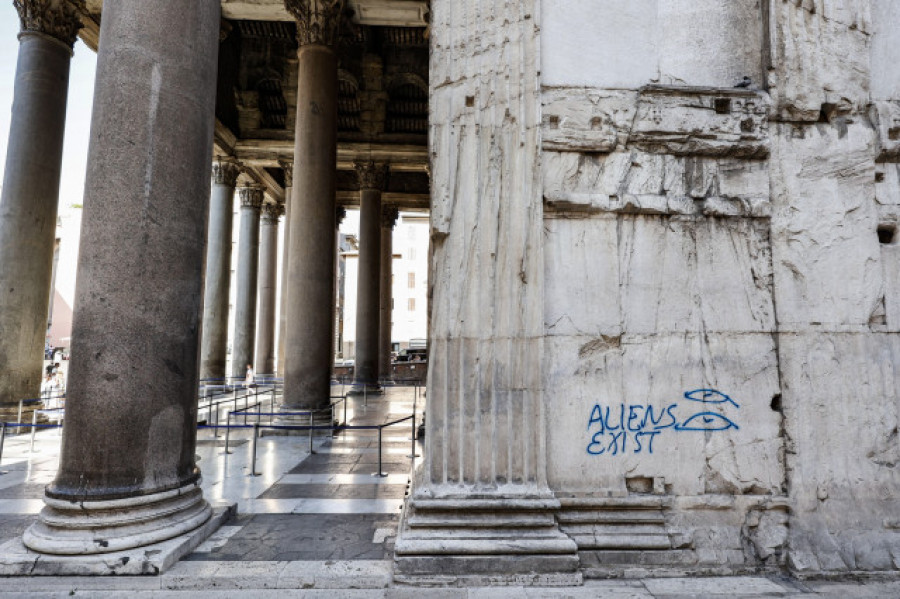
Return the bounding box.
[245,364,255,389]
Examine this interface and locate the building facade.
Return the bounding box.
[0,0,897,583]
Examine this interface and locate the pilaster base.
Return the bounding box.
[393,495,581,586]
[0,502,235,575]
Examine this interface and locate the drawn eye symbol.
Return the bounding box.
[683,389,739,408]
[676,412,739,432]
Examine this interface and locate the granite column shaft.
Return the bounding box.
[232,186,263,379]
[283,42,338,409]
[200,160,240,382]
[0,1,81,413]
[353,181,384,388]
[255,203,282,375]
[378,207,398,380]
[276,161,292,377]
[25,0,221,554]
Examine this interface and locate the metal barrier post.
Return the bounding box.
[374,426,387,477]
[16,401,23,427]
[331,402,336,437]
[364,385,368,408]
[409,404,419,459]
[0,422,6,464]
[250,423,260,476]
[308,412,314,454]
[224,412,232,454]
[213,400,220,438]
[30,410,37,452]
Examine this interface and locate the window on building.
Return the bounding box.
[408,298,416,311]
[408,272,415,288]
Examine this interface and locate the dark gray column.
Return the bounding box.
[24,0,221,555]
[232,185,264,379]
[255,202,283,376]
[335,205,347,360]
[379,206,398,380]
[200,159,241,382]
[353,161,388,389]
[276,160,292,378]
[0,0,82,418]
[282,0,343,410]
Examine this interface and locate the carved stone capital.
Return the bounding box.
[212,159,242,188]
[284,0,346,47]
[354,160,389,192]
[239,186,264,210]
[336,205,347,226]
[278,159,294,186]
[14,0,85,49]
[261,202,285,222]
[381,205,399,229]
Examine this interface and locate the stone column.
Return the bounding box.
[335,205,347,360]
[276,160,292,377]
[394,0,578,581]
[378,206,398,380]
[200,159,241,382]
[0,0,82,417]
[255,202,283,376]
[353,161,388,390]
[282,0,344,410]
[24,0,221,554]
[232,185,264,379]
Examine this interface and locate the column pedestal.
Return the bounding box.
[23,0,223,557]
[0,2,81,419]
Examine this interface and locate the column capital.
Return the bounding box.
[284,0,346,47]
[336,205,347,226]
[238,185,264,210]
[212,158,242,188]
[14,0,85,49]
[278,159,294,185]
[381,205,399,229]
[261,202,285,222]
[354,160,390,192]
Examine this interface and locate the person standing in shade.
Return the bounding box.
[245,363,255,389]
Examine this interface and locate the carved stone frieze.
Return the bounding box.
[212,159,242,188]
[354,160,389,191]
[238,185,264,209]
[14,0,85,49]
[284,0,346,47]
[381,205,399,229]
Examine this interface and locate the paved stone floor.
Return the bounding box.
[0,385,898,596]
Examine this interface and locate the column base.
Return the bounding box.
[1,502,235,576]
[393,494,582,586]
[23,480,212,556]
[348,383,382,395]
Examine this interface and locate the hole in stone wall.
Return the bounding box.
[625,476,653,494]
[878,224,896,245]
[465,96,475,107]
[548,115,560,129]
[889,127,900,141]
[590,116,603,131]
[770,394,782,413]
[876,171,885,183]
[740,117,755,133]
[818,103,837,123]
[714,98,731,114]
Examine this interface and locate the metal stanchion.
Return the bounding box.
[343,397,348,428]
[364,385,368,408]
[16,401,23,427]
[374,426,387,477]
[0,422,6,466]
[29,410,37,452]
[308,412,314,454]
[331,402,337,437]
[224,412,232,454]
[409,405,419,459]
[249,423,260,476]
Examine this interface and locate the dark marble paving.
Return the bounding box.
[185,513,400,562]
[257,484,407,500]
[288,460,411,475]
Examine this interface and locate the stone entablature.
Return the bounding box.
[14,0,85,49]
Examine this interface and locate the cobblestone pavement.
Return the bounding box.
[0,385,897,596]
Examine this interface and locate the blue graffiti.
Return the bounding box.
[586,389,739,456]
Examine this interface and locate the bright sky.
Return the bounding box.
[0,5,97,306]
